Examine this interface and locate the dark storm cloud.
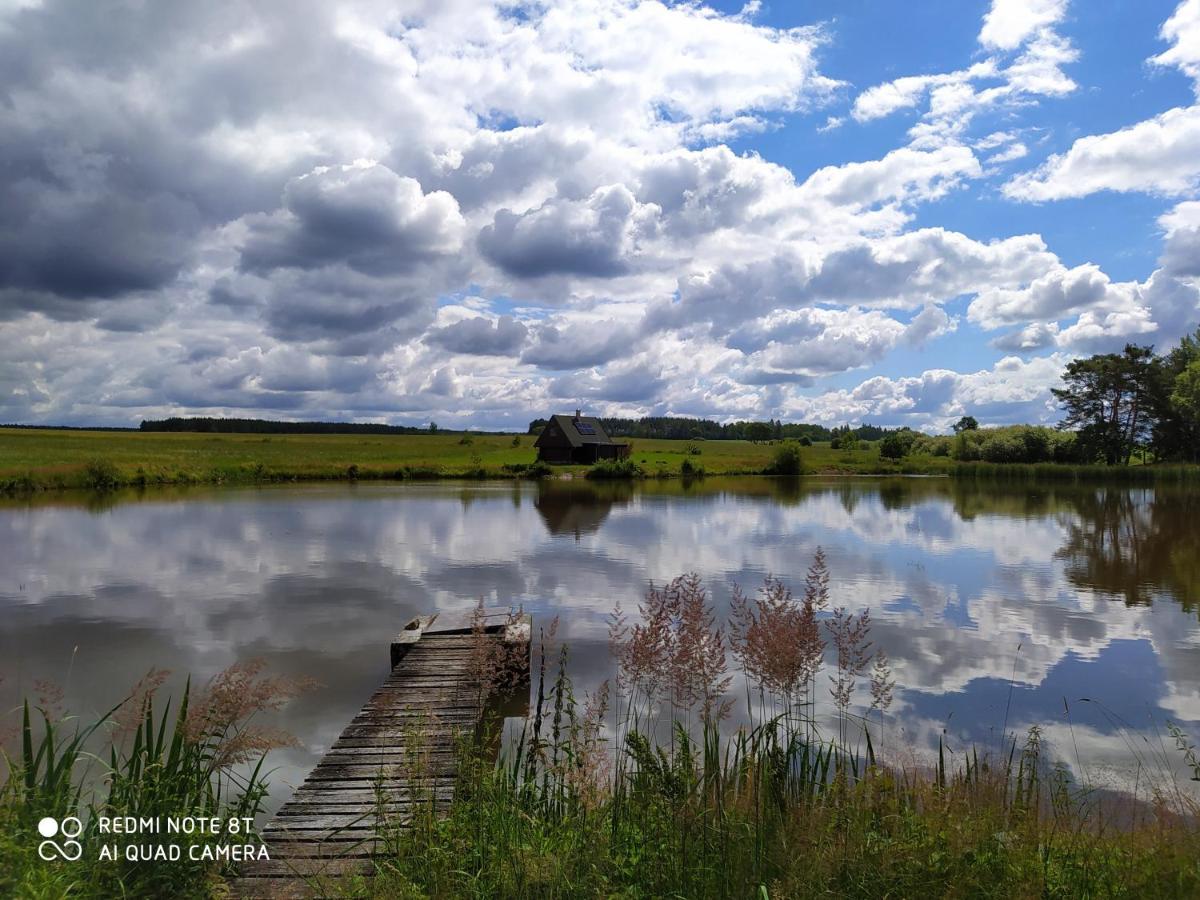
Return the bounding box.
[0,0,439,325]
[94,298,172,333]
[805,244,922,302]
[158,381,310,411]
[238,164,464,277]
[1161,222,1200,279]
[416,125,589,212]
[260,266,437,352]
[733,368,816,386]
[0,186,200,309]
[208,278,262,310]
[519,319,643,369]
[478,185,652,278]
[1147,223,1200,344]
[423,315,528,356]
[636,146,765,237]
[256,354,379,393]
[0,0,280,318]
[727,313,824,354]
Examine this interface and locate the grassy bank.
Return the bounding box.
[0,427,951,493]
[376,723,1200,899]
[5,427,1200,494]
[372,569,1200,899]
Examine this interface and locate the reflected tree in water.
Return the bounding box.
[1056,487,1200,611]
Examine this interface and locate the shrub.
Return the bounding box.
[1052,432,1080,462]
[1018,426,1050,463]
[910,434,951,456]
[1,472,37,493]
[680,457,704,477]
[523,460,552,479]
[402,465,442,479]
[879,433,907,460]
[981,433,1025,463]
[464,452,487,478]
[953,432,982,461]
[798,436,812,446]
[82,458,120,490]
[952,425,1073,465]
[764,441,804,476]
[586,458,643,480]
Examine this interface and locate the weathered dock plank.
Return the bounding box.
[231,607,529,898]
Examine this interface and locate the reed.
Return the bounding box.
[0,661,310,898]
[375,561,1200,899]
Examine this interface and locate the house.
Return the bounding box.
[534,410,631,464]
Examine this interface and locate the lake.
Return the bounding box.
[2,477,1198,811]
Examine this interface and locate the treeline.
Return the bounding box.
[140,417,435,435]
[528,417,892,442]
[950,425,1080,463]
[1,423,136,432]
[1053,331,1200,464]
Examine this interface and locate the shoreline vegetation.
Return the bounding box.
[373,569,1200,898]
[1,661,311,898]
[4,425,1200,496]
[5,566,1200,897]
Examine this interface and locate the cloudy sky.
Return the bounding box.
[2,0,1199,430]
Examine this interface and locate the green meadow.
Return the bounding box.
[7,426,1200,494]
[0,427,959,492]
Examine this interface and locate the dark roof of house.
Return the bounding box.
[534,414,624,447]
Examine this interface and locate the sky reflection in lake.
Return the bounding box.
[2,478,1198,810]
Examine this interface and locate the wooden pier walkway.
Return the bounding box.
[232,607,530,898]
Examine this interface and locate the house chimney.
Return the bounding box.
[575,408,581,419]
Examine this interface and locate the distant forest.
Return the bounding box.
[136,415,894,441]
[528,417,892,442]
[140,417,433,435]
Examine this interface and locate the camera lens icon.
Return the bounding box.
[37,816,83,860]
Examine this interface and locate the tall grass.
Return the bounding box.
[374,558,1200,899]
[0,661,311,898]
[585,458,643,480]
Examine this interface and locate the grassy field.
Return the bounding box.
[0,427,956,492]
[6,427,1200,494]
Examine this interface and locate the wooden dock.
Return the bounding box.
[231,607,530,898]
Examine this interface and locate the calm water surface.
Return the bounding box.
[2,477,1198,811]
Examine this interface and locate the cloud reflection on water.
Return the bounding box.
[1,477,1197,809]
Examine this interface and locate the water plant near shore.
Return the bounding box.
[584,458,644,479]
[373,560,1200,899]
[5,561,1200,897]
[0,661,311,898]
